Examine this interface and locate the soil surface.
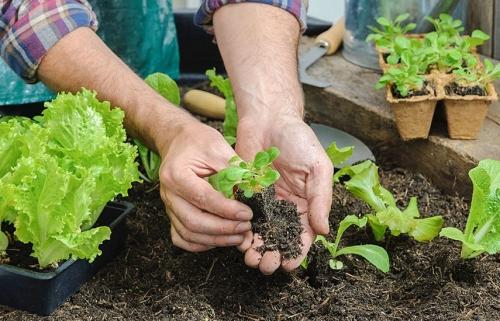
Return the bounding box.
[392,81,432,99]
[1,100,498,321]
[236,186,303,259]
[445,82,487,96]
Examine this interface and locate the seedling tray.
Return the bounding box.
[0,201,135,316]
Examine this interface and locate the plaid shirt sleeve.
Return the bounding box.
[0,0,97,83]
[195,0,307,33]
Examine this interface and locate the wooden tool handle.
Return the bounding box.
[183,89,226,120]
[315,16,345,55]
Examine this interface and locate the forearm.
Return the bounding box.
[38,28,195,154]
[213,3,304,121]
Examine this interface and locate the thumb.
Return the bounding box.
[306,162,333,235]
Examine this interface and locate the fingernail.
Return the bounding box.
[228,235,244,244]
[236,210,252,220]
[236,222,252,233]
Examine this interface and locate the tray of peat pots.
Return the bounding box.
[442,59,499,139]
[0,89,141,315]
[368,13,496,140]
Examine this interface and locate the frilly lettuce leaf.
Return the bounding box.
[0,89,139,268]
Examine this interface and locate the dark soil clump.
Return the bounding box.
[236,186,303,260]
[392,81,431,99]
[445,82,487,96]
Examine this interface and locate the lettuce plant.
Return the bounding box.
[206,69,238,145]
[366,14,416,51]
[209,147,280,198]
[134,73,180,183]
[440,159,499,259]
[334,160,444,242]
[0,90,139,268]
[312,215,390,272]
[326,142,354,167]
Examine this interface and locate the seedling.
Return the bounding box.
[425,13,464,40]
[376,64,425,98]
[440,159,499,259]
[309,215,390,272]
[366,14,416,51]
[206,69,238,145]
[209,147,280,199]
[453,59,500,90]
[134,72,180,183]
[326,142,354,167]
[334,160,444,242]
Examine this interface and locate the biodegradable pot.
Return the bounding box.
[386,82,438,140]
[0,201,135,316]
[443,82,497,139]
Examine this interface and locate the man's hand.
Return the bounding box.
[235,116,333,274]
[158,121,254,251]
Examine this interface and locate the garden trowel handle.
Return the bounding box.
[315,16,345,55]
[183,89,225,120]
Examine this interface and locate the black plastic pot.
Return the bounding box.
[0,201,135,316]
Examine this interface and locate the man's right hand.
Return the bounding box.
[158,121,253,251]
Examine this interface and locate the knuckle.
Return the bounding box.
[183,215,201,232]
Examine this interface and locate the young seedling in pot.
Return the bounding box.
[376,63,428,99]
[134,72,180,183]
[209,147,304,260]
[440,159,499,259]
[448,59,500,96]
[425,13,464,40]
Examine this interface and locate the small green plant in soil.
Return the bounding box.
[209,147,280,199]
[209,147,304,259]
[334,160,444,242]
[134,73,180,183]
[440,159,499,259]
[0,90,139,268]
[311,215,390,273]
[366,13,416,51]
[376,63,426,98]
[206,69,238,145]
[425,13,464,40]
[449,59,500,96]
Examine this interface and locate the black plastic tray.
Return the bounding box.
[0,201,135,316]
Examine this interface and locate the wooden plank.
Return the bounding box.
[466,0,494,57]
[495,0,500,59]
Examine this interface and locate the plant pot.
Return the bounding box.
[0,201,135,316]
[443,82,497,139]
[386,80,438,140]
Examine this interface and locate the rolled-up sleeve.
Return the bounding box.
[0,0,97,83]
[195,0,307,33]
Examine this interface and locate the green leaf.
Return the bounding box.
[462,159,500,256]
[144,73,180,105]
[328,258,343,270]
[394,13,410,24]
[326,142,354,167]
[335,244,390,273]
[471,30,490,41]
[266,147,280,163]
[0,231,8,253]
[376,17,391,27]
[300,257,309,269]
[254,151,270,169]
[344,162,387,212]
[258,169,280,187]
[409,216,444,242]
[367,214,387,241]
